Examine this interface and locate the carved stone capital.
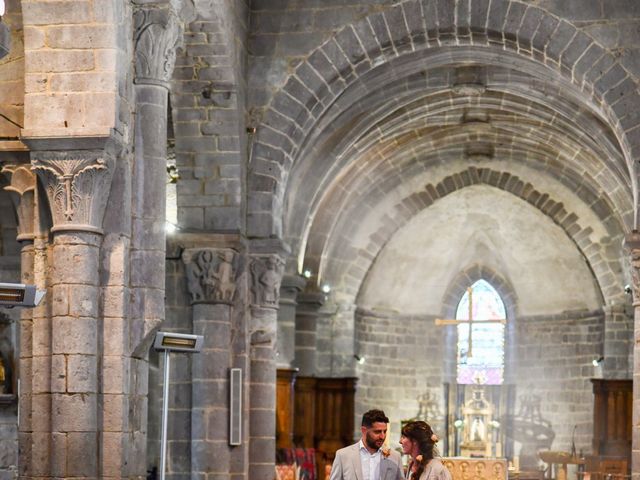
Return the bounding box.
[182,248,241,305]
[624,230,640,303]
[134,4,182,87]
[1,164,36,241]
[250,255,285,308]
[31,150,115,234]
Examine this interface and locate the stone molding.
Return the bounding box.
[279,274,306,306]
[1,164,36,241]
[250,254,285,308]
[31,150,115,234]
[182,248,240,304]
[133,4,182,87]
[624,230,640,303]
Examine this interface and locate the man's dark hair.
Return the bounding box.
[361,409,389,427]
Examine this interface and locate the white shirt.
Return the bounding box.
[359,439,382,480]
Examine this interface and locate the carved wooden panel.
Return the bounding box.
[443,457,508,480]
[314,377,357,478]
[293,376,317,448]
[591,379,631,459]
[276,369,297,449]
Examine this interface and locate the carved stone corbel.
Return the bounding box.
[31,151,115,234]
[1,164,36,241]
[250,255,285,308]
[133,3,182,87]
[182,248,240,304]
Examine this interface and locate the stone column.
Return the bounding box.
[623,231,640,478]
[183,246,242,479]
[277,275,306,368]
[30,147,115,478]
[293,291,325,376]
[1,161,37,478]
[249,253,285,480]
[130,0,181,360]
[127,4,182,477]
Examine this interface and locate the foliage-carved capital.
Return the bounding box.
[1,164,36,241]
[31,151,115,234]
[134,5,182,87]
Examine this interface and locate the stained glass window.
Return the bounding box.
[456,279,505,385]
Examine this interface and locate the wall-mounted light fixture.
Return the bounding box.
[303,269,312,279]
[154,332,204,480]
[592,356,604,367]
[321,284,331,293]
[0,282,45,308]
[354,354,365,365]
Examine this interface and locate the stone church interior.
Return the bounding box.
[0,0,638,479]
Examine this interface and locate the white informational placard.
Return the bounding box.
[0,1,5,16]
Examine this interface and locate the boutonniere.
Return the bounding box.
[381,447,391,458]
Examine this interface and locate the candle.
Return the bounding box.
[514,456,520,471]
[496,442,502,458]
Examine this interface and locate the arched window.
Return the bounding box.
[456,279,505,385]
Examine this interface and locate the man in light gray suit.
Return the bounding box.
[330,409,404,480]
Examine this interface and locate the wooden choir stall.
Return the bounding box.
[276,369,357,480]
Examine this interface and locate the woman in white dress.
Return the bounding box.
[399,421,452,480]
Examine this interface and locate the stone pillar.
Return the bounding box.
[131,0,181,346]
[602,303,633,379]
[128,4,182,477]
[1,161,37,478]
[249,253,285,480]
[182,246,242,479]
[623,231,640,478]
[30,147,115,478]
[293,291,325,376]
[277,275,306,368]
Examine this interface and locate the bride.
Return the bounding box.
[399,421,452,480]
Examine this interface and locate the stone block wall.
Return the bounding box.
[514,310,605,458]
[352,306,613,464]
[171,1,248,234]
[0,0,23,139]
[20,0,120,137]
[354,309,447,441]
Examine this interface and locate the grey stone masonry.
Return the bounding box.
[182,245,244,479]
[293,291,324,376]
[248,252,285,480]
[277,274,306,368]
[624,231,640,479]
[602,303,633,379]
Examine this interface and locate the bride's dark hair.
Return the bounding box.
[401,421,439,480]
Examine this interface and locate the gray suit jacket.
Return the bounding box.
[329,442,404,480]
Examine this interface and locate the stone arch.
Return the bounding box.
[248,0,640,238]
[440,264,518,321]
[348,167,619,307]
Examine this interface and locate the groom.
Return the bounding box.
[330,409,404,480]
